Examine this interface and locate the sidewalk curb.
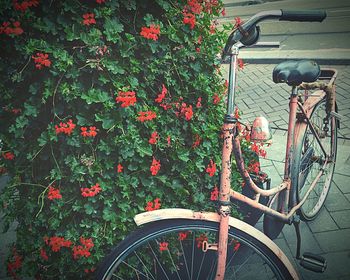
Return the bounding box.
[240,57,350,65]
[237,49,350,65]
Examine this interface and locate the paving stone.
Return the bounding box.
[325,191,350,212]
[333,174,350,194]
[308,207,339,233]
[330,210,350,229]
[314,228,350,252]
[319,251,350,279]
[282,221,323,255]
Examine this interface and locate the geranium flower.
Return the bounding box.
[116,91,137,107]
[137,111,157,122]
[140,24,160,40]
[150,157,161,175]
[47,186,62,200]
[82,13,96,26]
[206,160,216,177]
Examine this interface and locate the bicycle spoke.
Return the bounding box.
[148,241,171,280]
[179,239,191,279]
[165,244,182,280]
[134,251,156,280]
[194,247,207,280]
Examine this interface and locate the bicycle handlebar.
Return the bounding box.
[280,10,326,22]
[222,9,327,59]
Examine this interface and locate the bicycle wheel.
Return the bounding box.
[292,98,337,221]
[96,219,294,279]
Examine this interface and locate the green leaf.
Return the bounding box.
[102,60,125,75]
[95,113,116,129]
[81,88,110,104]
[136,143,152,157]
[178,150,190,162]
[103,18,124,43]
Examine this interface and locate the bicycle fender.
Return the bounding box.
[134,208,299,280]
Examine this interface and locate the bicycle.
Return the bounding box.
[96,9,339,280]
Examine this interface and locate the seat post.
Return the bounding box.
[284,86,298,180]
[226,46,239,119]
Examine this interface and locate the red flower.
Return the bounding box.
[2,152,15,160]
[196,234,208,248]
[204,0,219,13]
[221,8,226,16]
[210,24,216,34]
[84,268,96,274]
[40,248,48,261]
[48,236,72,252]
[32,53,51,69]
[145,198,162,211]
[72,237,94,259]
[55,119,76,135]
[96,0,105,3]
[150,157,161,176]
[82,13,96,26]
[234,17,242,28]
[47,186,62,200]
[81,183,102,197]
[180,103,193,121]
[149,131,159,145]
[237,58,244,69]
[210,185,219,201]
[159,242,169,251]
[7,249,22,279]
[178,232,188,241]
[137,111,157,122]
[196,97,202,108]
[88,126,97,137]
[13,0,39,12]
[248,161,260,175]
[145,201,154,211]
[233,241,241,251]
[80,126,97,137]
[116,91,137,107]
[183,12,196,29]
[187,0,202,14]
[80,237,94,250]
[117,163,123,173]
[140,24,160,40]
[234,107,240,119]
[251,142,267,158]
[12,108,21,114]
[155,84,167,103]
[206,160,216,177]
[167,135,171,146]
[213,93,220,104]
[192,134,201,148]
[0,21,23,36]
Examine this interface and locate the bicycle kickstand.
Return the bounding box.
[292,215,327,273]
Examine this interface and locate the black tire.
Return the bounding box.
[96,219,294,279]
[292,98,337,221]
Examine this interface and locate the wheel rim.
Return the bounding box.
[102,222,287,279]
[298,100,337,219]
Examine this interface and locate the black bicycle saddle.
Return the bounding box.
[272,60,321,86]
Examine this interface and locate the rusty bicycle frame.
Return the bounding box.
[213,41,338,279]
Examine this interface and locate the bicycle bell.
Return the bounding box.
[250,116,272,142]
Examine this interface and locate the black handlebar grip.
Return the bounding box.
[280,10,326,22]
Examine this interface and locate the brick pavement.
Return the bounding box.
[236,63,350,280]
